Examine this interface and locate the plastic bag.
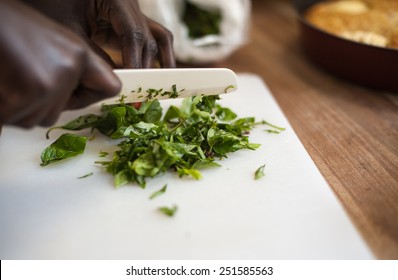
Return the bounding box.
[138,0,251,64]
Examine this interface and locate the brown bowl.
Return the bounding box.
[294,0,398,92]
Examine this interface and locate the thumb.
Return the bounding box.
[67,50,121,109]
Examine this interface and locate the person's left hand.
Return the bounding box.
[22,0,176,69]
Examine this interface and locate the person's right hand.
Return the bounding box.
[0,0,121,128]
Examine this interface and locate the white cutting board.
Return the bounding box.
[0,74,373,259]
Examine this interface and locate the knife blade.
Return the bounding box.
[103,68,238,104]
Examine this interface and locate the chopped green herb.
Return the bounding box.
[261,120,285,132]
[78,172,94,179]
[118,94,127,104]
[46,114,101,139]
[170,84,179,98]
[44,93,283,187]
[149,184,167,200]
[224,85,235,93]
[99,151,109,157]
[177,168,202,180]
[215,105,237,121]
[156,85,181,99]
[146,88,164,101]
[254,164,266,180]
[40,133,87,166]
[158,205,178,217]
[157,84,181,99]
[264,129,282,134]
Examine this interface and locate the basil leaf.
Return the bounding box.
[207,127,242,155]
[255,164,266,180]
[158,205,178,217]
[131,152,160,177]
[114,170,129,188]
[40,133,87,166]
[215,105,237,121]
[261,120,286,132]
[149,184,167,200]
[142,100,162,123]
[195,95,219,113]
[192,160,221,169]
[45,93,282,188]
[46,114,100,139]
[164,105,182,123]
[78,172,93,179]
[177,168,202,180]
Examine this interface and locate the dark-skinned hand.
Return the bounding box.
[22,0,176,68]
[0,0,121,128]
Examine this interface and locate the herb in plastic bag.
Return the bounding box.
[182,1,222,39]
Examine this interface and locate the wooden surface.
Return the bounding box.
[212,0,398,259]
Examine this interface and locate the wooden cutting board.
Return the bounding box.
[0,74,373,259]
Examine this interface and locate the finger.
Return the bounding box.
[85,39,117,68]
[1,91,54,127]
[67,87,106,110]
[15,105,58,128]
[81,51,121,97]
[39,87,73,127]
[142,39,158,68]
[121,29,144,69]
[96,2,145,68]
[147,18,176,68]
[73,25,117,68]
[9,80,76,127]
[10,96,66,128]
[7,106,46,128]
[67,51,121,110]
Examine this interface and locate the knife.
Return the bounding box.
[103,68,238,104]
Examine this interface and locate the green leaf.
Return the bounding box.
[195,95,219,113]
[192,160,221,169]
[164,105,183,122]
[261,120,286,132]
[40,133,87,166]
[98,151,109,157]
[114,170,129,188]
[207,127,242,155]
[149,184,167,200]
[247,143,261,150]
[142,100,162,123]
[158,205,178,217]
[45,114,100,139]
[177,168,202,180]
[254,164,266,180]
[131,152,159,177]
[77,172,93,179]
[43,95,273,188]
[95,106,127,138]
[215,105,237,121]
[156,140,197,160]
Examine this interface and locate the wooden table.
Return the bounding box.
[211,0,398,259]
